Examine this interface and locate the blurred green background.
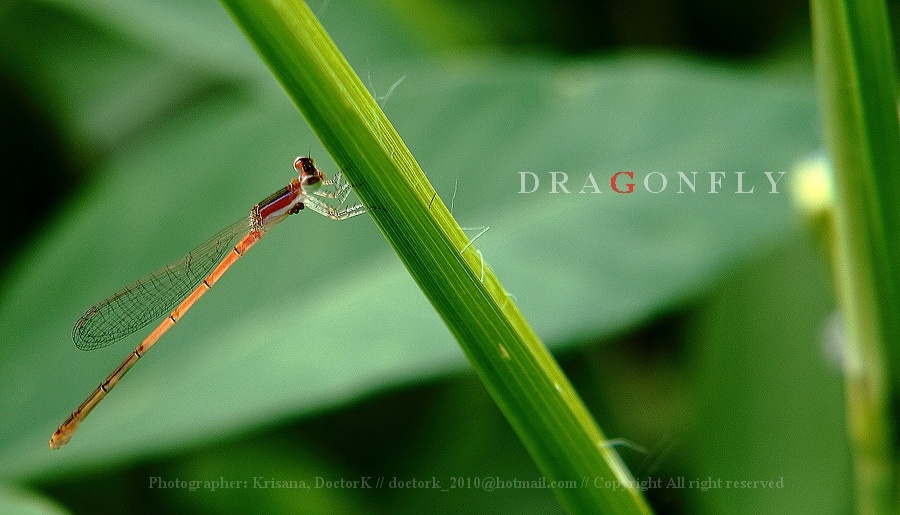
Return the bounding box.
[0,0,878,512]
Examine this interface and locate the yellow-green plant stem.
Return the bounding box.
[811,0,900,512]
[219,1,650,513]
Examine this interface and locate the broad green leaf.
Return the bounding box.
[0,55,817,481]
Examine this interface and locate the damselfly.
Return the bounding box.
[49,156,365,449]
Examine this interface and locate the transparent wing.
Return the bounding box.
[72,218,252,350]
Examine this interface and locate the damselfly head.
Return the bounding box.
[294,156,325,193]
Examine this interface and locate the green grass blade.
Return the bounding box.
[811,0,900,511]
[218,1,650,512]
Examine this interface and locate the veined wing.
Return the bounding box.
[72,217,252,350]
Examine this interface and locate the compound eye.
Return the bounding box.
[293,156,325,191]
[294,156,312,172]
